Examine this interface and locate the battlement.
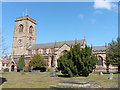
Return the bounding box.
[16,15,36,24]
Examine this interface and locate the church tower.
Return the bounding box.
[12,16,36,60]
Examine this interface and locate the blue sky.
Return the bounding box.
[2,2,118,55]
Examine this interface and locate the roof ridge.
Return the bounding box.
[35,39,84,45]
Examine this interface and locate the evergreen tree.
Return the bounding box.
[57,44,98,77]
[105,52,111,72]
[29,54,46,68]
[106,38,120,73]
[17,55,25,71]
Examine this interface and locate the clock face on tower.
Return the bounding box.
[18,39,22,44]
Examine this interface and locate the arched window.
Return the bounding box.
[29,26,33,34]
[98,56,103,66]
[19,24,23,32]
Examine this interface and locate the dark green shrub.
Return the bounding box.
[17,55,25,71]
[57,44,98,77]
[4,68,9,72]
[29,54,46,69]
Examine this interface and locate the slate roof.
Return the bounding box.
[27,39,84,50]
[92,46,107,52]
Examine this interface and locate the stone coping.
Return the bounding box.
[59,80,90,84]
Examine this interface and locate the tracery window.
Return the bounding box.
[19,24,24,32]
[29,26,33,34]
[98,56,103,66]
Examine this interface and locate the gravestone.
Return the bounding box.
[109,73,113,80]
[99,72,103,75]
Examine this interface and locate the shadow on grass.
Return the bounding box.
[0,77,7,85]
[57,74,89,78]
[57,75,71,78]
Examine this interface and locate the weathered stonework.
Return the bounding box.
[11,16,117,72]
[12,16,36,60]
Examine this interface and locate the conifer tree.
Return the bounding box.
[17,55,25,71]
[106,38,120,73]
[57,44,98,77]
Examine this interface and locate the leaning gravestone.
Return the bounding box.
[99,72,103,75]
[109,73,113,80]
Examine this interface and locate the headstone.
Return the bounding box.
[50,68,56,77]
[99,72,103,75]
[109,73,113,80]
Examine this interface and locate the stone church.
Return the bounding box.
[11,15,117,72]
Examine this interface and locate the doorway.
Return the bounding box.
[11,65,14,71]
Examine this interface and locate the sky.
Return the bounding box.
[1,1,118,55]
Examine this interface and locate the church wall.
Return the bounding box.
[11,16,118,73]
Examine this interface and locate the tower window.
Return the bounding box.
[29,37,32,42]
[29,26,33,34]
[19,24,24,32]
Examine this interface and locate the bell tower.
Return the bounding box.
[12,16,36,59]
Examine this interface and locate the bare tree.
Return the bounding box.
[0,31,9,59]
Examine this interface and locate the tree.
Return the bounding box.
[105,55,111,72]
[0,32,9,58]
[106,38,120,73]
[29,54,46,69]
[17,55,25,71]
[57,44,98,77]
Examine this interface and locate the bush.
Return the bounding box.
[4,68,9,72]
[29,54,46,69]
[40,67,46,72]
[57,44,98,77]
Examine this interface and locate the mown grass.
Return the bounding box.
[0,72,118,88]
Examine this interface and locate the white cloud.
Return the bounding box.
[94,0,117,10]
[78,14,84,19]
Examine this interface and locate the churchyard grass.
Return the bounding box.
[0,72,118,88]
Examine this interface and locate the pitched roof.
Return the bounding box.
[27,39,84,50]
[14,59,19,64]
[92,46,107,52]
[0,59,11,64]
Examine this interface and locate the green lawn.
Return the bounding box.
[0,72,118,88]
